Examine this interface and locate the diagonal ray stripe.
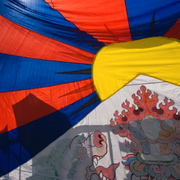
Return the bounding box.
[0,0,104,53]
[0,79,94,133]
[45,0,131,44]
[0,16,95,64]
[0,53,92,92]
[125,0,180,40]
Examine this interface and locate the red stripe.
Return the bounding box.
[45,0,132,44]
[0,15,94,64]
[0,79,95,133]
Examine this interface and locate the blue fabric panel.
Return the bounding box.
[0,110,72,176]
[125,0,180,40]
[60,91,101,125]
[0,0,104,53]
[0,53,92,92]
[69,100,100,126]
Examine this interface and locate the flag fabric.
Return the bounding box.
[4,75,180,180]
[0,0,180,179]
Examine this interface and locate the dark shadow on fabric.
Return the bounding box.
[29,125,123,180]
[0,94,72,177]
[12,93,57,127]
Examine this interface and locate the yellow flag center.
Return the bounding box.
[92,37,180,101]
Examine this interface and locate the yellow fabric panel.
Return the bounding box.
[92,37,180,101]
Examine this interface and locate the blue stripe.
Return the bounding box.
[60,91,101,125]
[0,0,104,53]
[0,53,92,92]
[125,0,180,40]
[0,92,100,176]
[0,110,72,176]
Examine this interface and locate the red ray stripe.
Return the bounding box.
[0,79,95,133]
[0,15,94,64]
[45,0,132,45]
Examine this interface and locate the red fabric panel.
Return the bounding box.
[0,79,95,133]
[45,0,132,44]
[164,18,180,39]
[0,15,94,64]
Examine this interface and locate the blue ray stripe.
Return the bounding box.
[0,91,100,176]
[60,91,101,125]
[0,53,92,92]
[0,0,104,54]
[0,110,72,176]
[125,0,180,40]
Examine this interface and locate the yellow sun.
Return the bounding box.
[92,37,180,101]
